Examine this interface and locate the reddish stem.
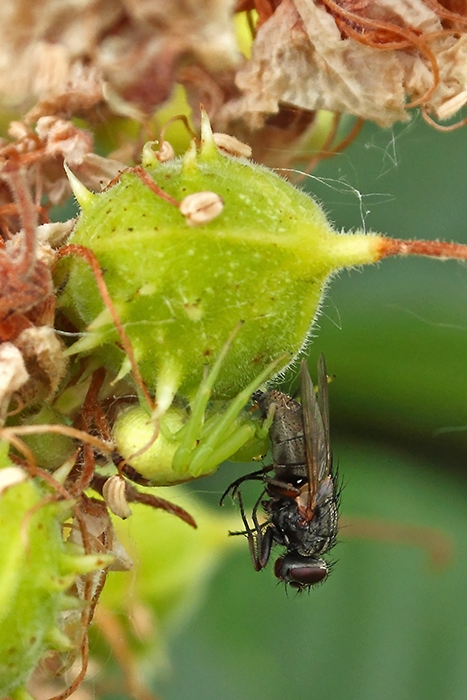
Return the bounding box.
[75,368,108,496]
[125,485,198,529]
[57,244,155,411]
[132,166,180,206]
[91,472,197,529]
[1,165,37,274]
[378,237,467,261]
[106,165,180,208]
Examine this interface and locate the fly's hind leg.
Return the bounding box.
[229,488,273,572]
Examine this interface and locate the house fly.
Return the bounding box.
[220,354,339,591]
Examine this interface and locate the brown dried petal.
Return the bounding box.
[0,342,29,423]
[0,0,240,116]
[14,326,68,402]
[69,153,127,192]
[230,0,467,128]
[421,35,467,120]
[35,117,93,165]
[36,220,76,249]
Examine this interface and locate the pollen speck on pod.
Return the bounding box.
[179,191,224,226]
[213,132,252,159]
[103,474,132,519]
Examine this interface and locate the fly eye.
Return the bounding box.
[274,554,328,588]
[289,564,327,586]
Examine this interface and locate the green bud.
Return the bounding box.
[57,111,381,482]
[15,404,75,471]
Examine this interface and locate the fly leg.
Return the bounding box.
[232,488,273,571]
[219,465,274,506]
[263,475,301,499]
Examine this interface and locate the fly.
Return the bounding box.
[220,354,340,591]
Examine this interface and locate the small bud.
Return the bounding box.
[156,140,176,162]
[102,475,132,519]
[141,139,176,167]
[179,191,224,226]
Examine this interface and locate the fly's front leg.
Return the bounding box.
[219,465,274,506]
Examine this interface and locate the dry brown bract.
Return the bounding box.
[0,149,77,414]
[0,0,465,149]
[226,0,467,128]
[0,119,123,408]
[0,0,240,119]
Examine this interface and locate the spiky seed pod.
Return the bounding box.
[57,111,380,411]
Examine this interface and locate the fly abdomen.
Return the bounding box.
[256,388,307,471]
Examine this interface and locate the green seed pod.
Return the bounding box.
[58,111,380,409]
[57,111,385,483]
[0,465,113,696]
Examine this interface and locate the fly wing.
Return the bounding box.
[316,353,332,481]
[300,359,327,516]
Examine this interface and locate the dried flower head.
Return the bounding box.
[227,0,467,129]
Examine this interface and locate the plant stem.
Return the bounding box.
[377,237,467,260]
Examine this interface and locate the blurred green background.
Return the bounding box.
[144,115,467,700]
